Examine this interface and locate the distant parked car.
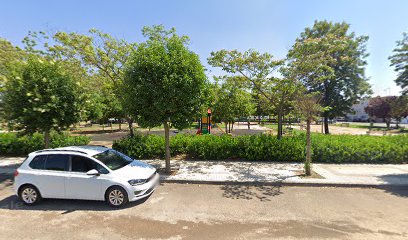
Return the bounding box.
[14,146,159,207]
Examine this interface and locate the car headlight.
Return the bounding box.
[128,179,146,186]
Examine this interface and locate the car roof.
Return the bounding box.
[34,145,109,156]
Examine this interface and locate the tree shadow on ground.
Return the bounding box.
[0,174,13,190]
[0,188,156,214]
[220,184,282,202]
[377,174,408,198]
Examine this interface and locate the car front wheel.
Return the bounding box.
[106,186,128,207]
[19,185,42,205]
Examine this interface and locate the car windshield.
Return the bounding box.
[93,150,133,171]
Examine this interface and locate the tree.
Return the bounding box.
[124,25,208,173]
[364,96,396,129]
[0,39,26,121]
[295,92,323,176]
[50,29,136,135]
[0,38,25,85]
[208,49,298,139]
[389,95,408,128]
[288,20,371,134]
[212,76,255,133]
[3,57,82,147]
[389,32,408,95]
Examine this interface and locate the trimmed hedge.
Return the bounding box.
[113,133,408,164]
[0,132,91,155]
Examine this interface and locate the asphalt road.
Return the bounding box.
[0,176,408,240]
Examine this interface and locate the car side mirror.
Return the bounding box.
[86,169,100,176]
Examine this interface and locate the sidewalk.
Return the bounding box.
[144,160,408,187]
[2,157,408,187]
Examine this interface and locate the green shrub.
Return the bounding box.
[0,132,90,156]
[113,133,408,164]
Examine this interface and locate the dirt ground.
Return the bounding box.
[291,124,374,135]
[0,177,407,240]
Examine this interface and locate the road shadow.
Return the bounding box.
[220,184,282,202]
[378,174,408,197]
[0,174,14,190]
[0,192,154,214]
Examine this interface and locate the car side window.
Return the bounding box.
[71,155,109,174]
[29,155,47,170]
[44,154,69,171]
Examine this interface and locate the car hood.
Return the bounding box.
[112,160,156,179]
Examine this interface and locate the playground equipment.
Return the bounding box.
[197,108,212,135]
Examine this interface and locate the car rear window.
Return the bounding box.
[29,155,47,169]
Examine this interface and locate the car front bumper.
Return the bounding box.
[128,173,160,202]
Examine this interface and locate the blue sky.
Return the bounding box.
[1,0,407,96]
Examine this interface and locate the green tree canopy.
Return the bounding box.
[208,49,298,138]
[3,57,82,147]
[212,76,255,133]
[389,32,408,95]
[50,29,135,134]
[389,95,408,127]
[287,20,372,134]
[124,25,208,172]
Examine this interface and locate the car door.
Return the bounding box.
[65,155,106,200]
[39,154,70,198]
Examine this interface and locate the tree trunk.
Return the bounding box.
[127,118,134,137]
[305,118,312,176]
[225,121,228,134]
[247,121,250,129]
[164,121,171,173]
[258,115,261,124]
[119,121,122,130]
[277,109,283,139]
[385,119,390,129]
[44,130,50,149]
[324,116,330,134]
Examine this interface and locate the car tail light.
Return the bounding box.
[14,170,19,177]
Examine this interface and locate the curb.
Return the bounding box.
[2,173,407,190]
[160,179,408,189]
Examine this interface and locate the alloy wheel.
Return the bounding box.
[108,189,124,206]
[21,187,37,204]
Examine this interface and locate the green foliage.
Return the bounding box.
[3,57,82,134]
[311,134,408,164]
[389,32,408,95]
[208,49,298,138]
[389,95,408,123]
[211,76,255,125]
[0,132,90,155]
[113,133,408,163]
[287,20,372,133]
[124,25,208,130]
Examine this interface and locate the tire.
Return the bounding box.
[105,186,128,208]
[19,185,42,205]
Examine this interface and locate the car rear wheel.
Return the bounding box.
[19,185,42,205]
[106,186,128,207]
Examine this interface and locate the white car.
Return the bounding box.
[13,146,159,207]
